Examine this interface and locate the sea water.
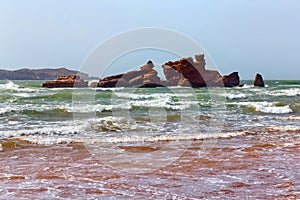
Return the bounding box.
[0,80,299,199]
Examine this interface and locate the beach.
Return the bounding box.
[0,80,299,199]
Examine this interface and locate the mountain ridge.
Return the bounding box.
[0,67,92,80]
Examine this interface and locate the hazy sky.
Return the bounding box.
[0,0,300,79]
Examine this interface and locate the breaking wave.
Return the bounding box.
[229,101,293,114]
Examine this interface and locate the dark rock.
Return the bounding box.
[139,83,166,88]
[42,75,88,88]
[219,72,240,87]
[254,73,265,87]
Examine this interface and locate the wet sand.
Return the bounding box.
[0,132,300,199]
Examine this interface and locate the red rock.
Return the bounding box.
[97,61,162,88]
[121,70,143,81]
[162,54,230,87]
[221,72,240,87]
[143,71,160,83]
[178,78,190,87]
[202,70,222,86]
[128,75,144,86]
[162,56,207,87]
[195,54,206,69]
[140,60,155,71]
[115,78,130,87]
[164,79,179,86]
[97,54,240,88]
[254,73,265,87]
[42,75,88,88]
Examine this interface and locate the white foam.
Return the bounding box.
[0,99,195,115]
[13,93,32,97]
[0,81,19,90]
[231,101,293,114]
[0,107,11,114]
[17,129,248,145]
[266,125,300,132]
[110,92,199,110]
[0,108,247,144]
[114,92,194,100]
[283,116,300,121]
[0,81,36,92]
[129,97,198,110]
[0,102,129,114]
[1,121,88,143]
[86,130,247,143]
[266,88,300,97]
[0,103,71,115]
[224,93,248,100]
[240,84,253,89]
[256,104,292,114]
[96,87,125,91]
[70,103,132,113]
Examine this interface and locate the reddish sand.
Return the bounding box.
[0,133,299,199]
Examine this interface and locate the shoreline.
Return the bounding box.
[1,133,299,199]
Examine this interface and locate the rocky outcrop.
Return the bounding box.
[218,72,240,87]
[96,61,162,88]
[163,56,208,87]
[254,73,265,87]
[162,54,240,87]
[42,75,88,88]
[94,54,241,88]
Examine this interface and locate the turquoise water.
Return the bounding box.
[0,80,299,144]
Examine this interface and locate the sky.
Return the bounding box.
[0,0,300,80]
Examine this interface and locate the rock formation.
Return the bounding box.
[218,72,240,87]
[92,54,241,88]
[96,61,163,88]
[254,73,265,87]
[42,75,88,88]
[162,54,240,87]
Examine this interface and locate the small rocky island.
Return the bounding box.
[93,54,240,88]
[41,54,264,88]
[254,73,265,87]
[42,75,88,88]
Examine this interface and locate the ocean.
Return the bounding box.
[0,80,299,199]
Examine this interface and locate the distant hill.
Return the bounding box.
[0,68,94,80]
